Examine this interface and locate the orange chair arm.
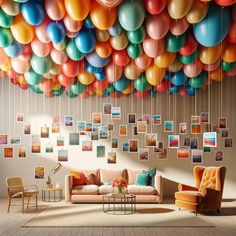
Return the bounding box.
[178,183,198,191]
[200,187,221,197]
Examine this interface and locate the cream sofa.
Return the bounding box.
[65,169,163,203]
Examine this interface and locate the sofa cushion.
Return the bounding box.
[127,169,143,185]
[72,185,99,195]
[175,191,203,204]
[128,185,156,195]
[86,174,100,185]
[99,185,114,195]
[143,167,156,187]
[100,169,125,184]
[69,171,87,186]
[135,173,149,186]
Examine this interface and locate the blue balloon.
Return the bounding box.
[95,71,105,80]
[113,75,130,92]
[84,16,95,29]
[86,51,111,68]
[75,29,96,54]
[4,40,23,57]
[108,20,122,36]
[103,91,110,97]
[150,88,156,97]
[171,71,186,86]
[193,3,231,47]
[169,85,181,94]
[86,63,103,74]
[21,0,44,25]
[47,21,66,44]
[186,86,198,96]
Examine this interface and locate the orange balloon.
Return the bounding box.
[17,75,27,85]
[39,79,54,92]
[134,52,152,71]
[203,59,220,72]
[124,61,142,80]
[105,62,123,83]
[63,14,83,33]
[170,17,189,36]
[95,41,113,58]
[0,48,8,65]
[227,21,236,43]
[146,63,166,86]
[209,68,224,81]
[78,71,95,85]
[45,0,65,20]
[122,83,134,94]
[221,43,236,63]
[154,51,176,68]
[168,59,183,72]
[96,29,110,42]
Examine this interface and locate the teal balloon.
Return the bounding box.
[25,68,42,85]
[106,85,115,94]
[0,27,13,47]
[66,91,78,98]
[188,71,207,88]
[127,26,146,44]
[193,3,231,47]
[171,71,186,86]
[30,85,43,94]
[118,0,145,31]
[165,33,186,52]
[134,74,148,91]
[179,50,198,64]
[0,9,13,28]
[53,87,65,96]
[127,43,142,59]
[113,75,130,92]
[70,81,86,95]
[221,61,236,71]
[66,39,85,61]
[30,54,52,75]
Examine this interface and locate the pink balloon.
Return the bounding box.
[35,17,51,43]
[146,10,170,40]
[45,0,65,20]
[183,60,203,77]
[50,49,68,65]
[134,51,152,71]
[66,30,78,38]
[11,58,30,74]
[170,17,189,36]
[63,14,83,33]
[31,38,51,57]
[143,36,164,58]
[203,59,221,72]
[105,62,123,83]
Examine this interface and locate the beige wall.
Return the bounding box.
[0,78,236,198]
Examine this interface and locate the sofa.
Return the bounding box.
[65,169,163,203]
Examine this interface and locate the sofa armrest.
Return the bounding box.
[178,183,198,191]
[200,187,221,197]
[154,175,163,202]
[65,175,73,202]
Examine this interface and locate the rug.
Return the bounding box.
[23,203,213,227]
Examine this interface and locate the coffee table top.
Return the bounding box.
[103,193,136,199]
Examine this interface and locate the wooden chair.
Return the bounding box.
[6,177,39,213]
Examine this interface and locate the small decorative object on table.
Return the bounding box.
[112,176,128,195]
[46,163,62,188]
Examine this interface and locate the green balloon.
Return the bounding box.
[127,43,142,59]
[53,87,65,96]
[66,39,85,61]
[70,81,86,95]
[30,54,52,75]
[134,74,148,91]
[179,50,198,64]
[66,91,78,98]
[127,26,146,44]
[165,33,186,52]
[0,9,13,28]
[0,27,13,47]
[30,85,43,94]
[188,71,207,88]
[221,61,236,71]
[106,85,115,94]
[24,69,43,85]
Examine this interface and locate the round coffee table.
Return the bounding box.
[103,193,136,215]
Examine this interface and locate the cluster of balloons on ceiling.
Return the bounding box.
[0,0,235,98]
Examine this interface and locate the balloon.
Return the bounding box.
[183,59,203,77]
[47,21,66,44]
[10,15,34,44]
[110,30,128,50]
[4,40,22,58]
[167,0,193,19]
[127,25,146,44]
[19,83,29,90]
[124,61,142,80]
[112,49,130,66]
[66,39,85,61]
[75,29,96,53]
[203,59,221,72]
[0,8,13,28]
[86,51,110,68]
[169,85,181,94]
[105,62,123,83]
[96,29,110,42]
[96,0,123,8]
[65,0,90,21]
[21,0,45,25]
[7,68,18,79]
[188,71,207,88]
[39,78,54,93]
[50,49,68,65]
[146,10,170,40]
[193,3,231,47]
[127,43,142,59]
[226,66,236,76]
[24,68,42,85]
[93,79,109,90]
[186,86,197,96]
[53,87,65,96]
[57,74,75,86]
[0,48,8,65]
[50,63,60,75]
[84,16,94,29]
[62,59,83,77]
[86,63,102,73]
[171,70,186,86]
[134,51,152,71]
[53,40,66,50]
[108,20,122,36]
[1,0,20,16]
[143,36,164,58]
[155,80,170,93]
[66,91,77,98]
[30,85,43,94]
[165,32,186,52]
[78,71,95,85]
[209,68,225,82]
[134,89,149,98]
[0,27,13,47]
[179,33,198,56]
[0,57,11,71]
[45,0,65,21]
[146,63,166,86]
[186,1,209,24]
[134,74,148,91]
[145,0,167,15]
[95,71,105,81]
[63,15,83,33]
[179,50,198,64]
[79,91,89,99]
[170,17,189,36]
[221,61,236,71]
[168,59,183,72]
[95,41,113,58]
[221,43,236,63]
[122,83,134,94]
[70,80,86,95]
[35,17,50,43]
[118,0,145,31]
[154,51,176,68]
[90,1,117,30]
[215,0,236,7]
[227,21,236,43]
[113,75,130,92]
[19,44,32,61]
[11,57,30,74]
[31,38,51,57]
[30,54,52,75]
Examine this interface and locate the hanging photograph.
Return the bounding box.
[91,127,99,141]
[137,121,147,133]
[154,141,164,153]
[107,152,116,164]
[92,113,102,126]
[177,147,190,159]
[158,149,168,160]
[82,141,93,151]
[190,137,198,149]
[164,121,173,132]
[202,123,211,133]
[4,147,14,158]
[52,116,60,133]
[16,112,24,123]
[10,136,21,145]
[191,116,200,124]
[69,133,80,145]
[18,147,27,158]
[58,149,68,161]
[111,107,121,119]
[224,138,233,148]
[221,129,229,138]
[24,123,31,135]
[99,126,108,140]
[122,142,129,152]
[119,124,127,136]
[219,117,227,129]
[57,136,64,146]
[45,143,53,153]
[41,126,49,138]
[133,126,138,135]
[97,145,105,158]
[192,150,203,164]
[215,150,223,161]
[191,123,202,134]
[112,137,119,149]
[142,114,151,124]
[85,122,92,132]
[200,112,209,123]
[203,147,211,153]
[213,125,220,134]
[32,135,41,153]
[64,115,73,127]
[108,123,114,131]
[203,132,217,147]
[35,166,44,179]
[145,133,157,147]
[127,113,136,124]
[179,123,187,134]
[153,114,161,125]
[139,148,149,161]
[78,121,86,135]
[0,134,8,145]
[103,103,112,115]
[129,139,139,153]
[168,135,179,148]
[183,137,191,147]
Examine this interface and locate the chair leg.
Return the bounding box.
[36,195,38,211]
[7,197,11,213]
[195,212,198,216]
[22,196,24,213]
[27,197,30,208]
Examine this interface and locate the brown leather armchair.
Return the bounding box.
[175,165,226,215]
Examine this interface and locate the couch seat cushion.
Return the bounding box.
[175,191,203,203]
[72,185,99,195]
[99,185,114,195]
[128,185,156,195]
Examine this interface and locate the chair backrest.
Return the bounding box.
[6,177,24,196]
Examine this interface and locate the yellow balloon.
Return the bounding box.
[96,29,110,42]
[221,43,236,63]
[0,58,11,71]
[1,0,20,16]
[53,83,62,90]
[154,51,176,68]
[124,61,142,80]
[43,72,54,79]
[146,63,166,86]
[78,71,95,85]
[168,59,183,72]
[53,41,66,50]
[95,88,103,96]
[10,15,34,44]
[110,31,128,50]
[17,75,27,85]
[50,64,60,75]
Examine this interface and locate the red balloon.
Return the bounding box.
[79,91,89,99]
[39,79,54,93]
[112,49,130,67]
[57,74,75,86]
[215,0,236,6]
[93,79,109,90]
[7,68,19,79]
[178,86,187,96]
[145,0,167,15]
[155,80,170,93]
[19,83,29,90]
[65,86,71,92]
[19,44,32,61]
[61,59,84,77]
[110,91,121,98]
[134,89,149,98]
[10,78,19,85]
[179,33,198,56]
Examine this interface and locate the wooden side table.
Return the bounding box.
[42,187,63,202]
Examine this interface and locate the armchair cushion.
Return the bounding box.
[175,191,203,204]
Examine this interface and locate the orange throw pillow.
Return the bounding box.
[69,171,87,186]
[86,173,100,185]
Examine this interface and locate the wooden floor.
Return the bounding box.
[0,198,236,236]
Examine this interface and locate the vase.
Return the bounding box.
[115,187,126,195]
